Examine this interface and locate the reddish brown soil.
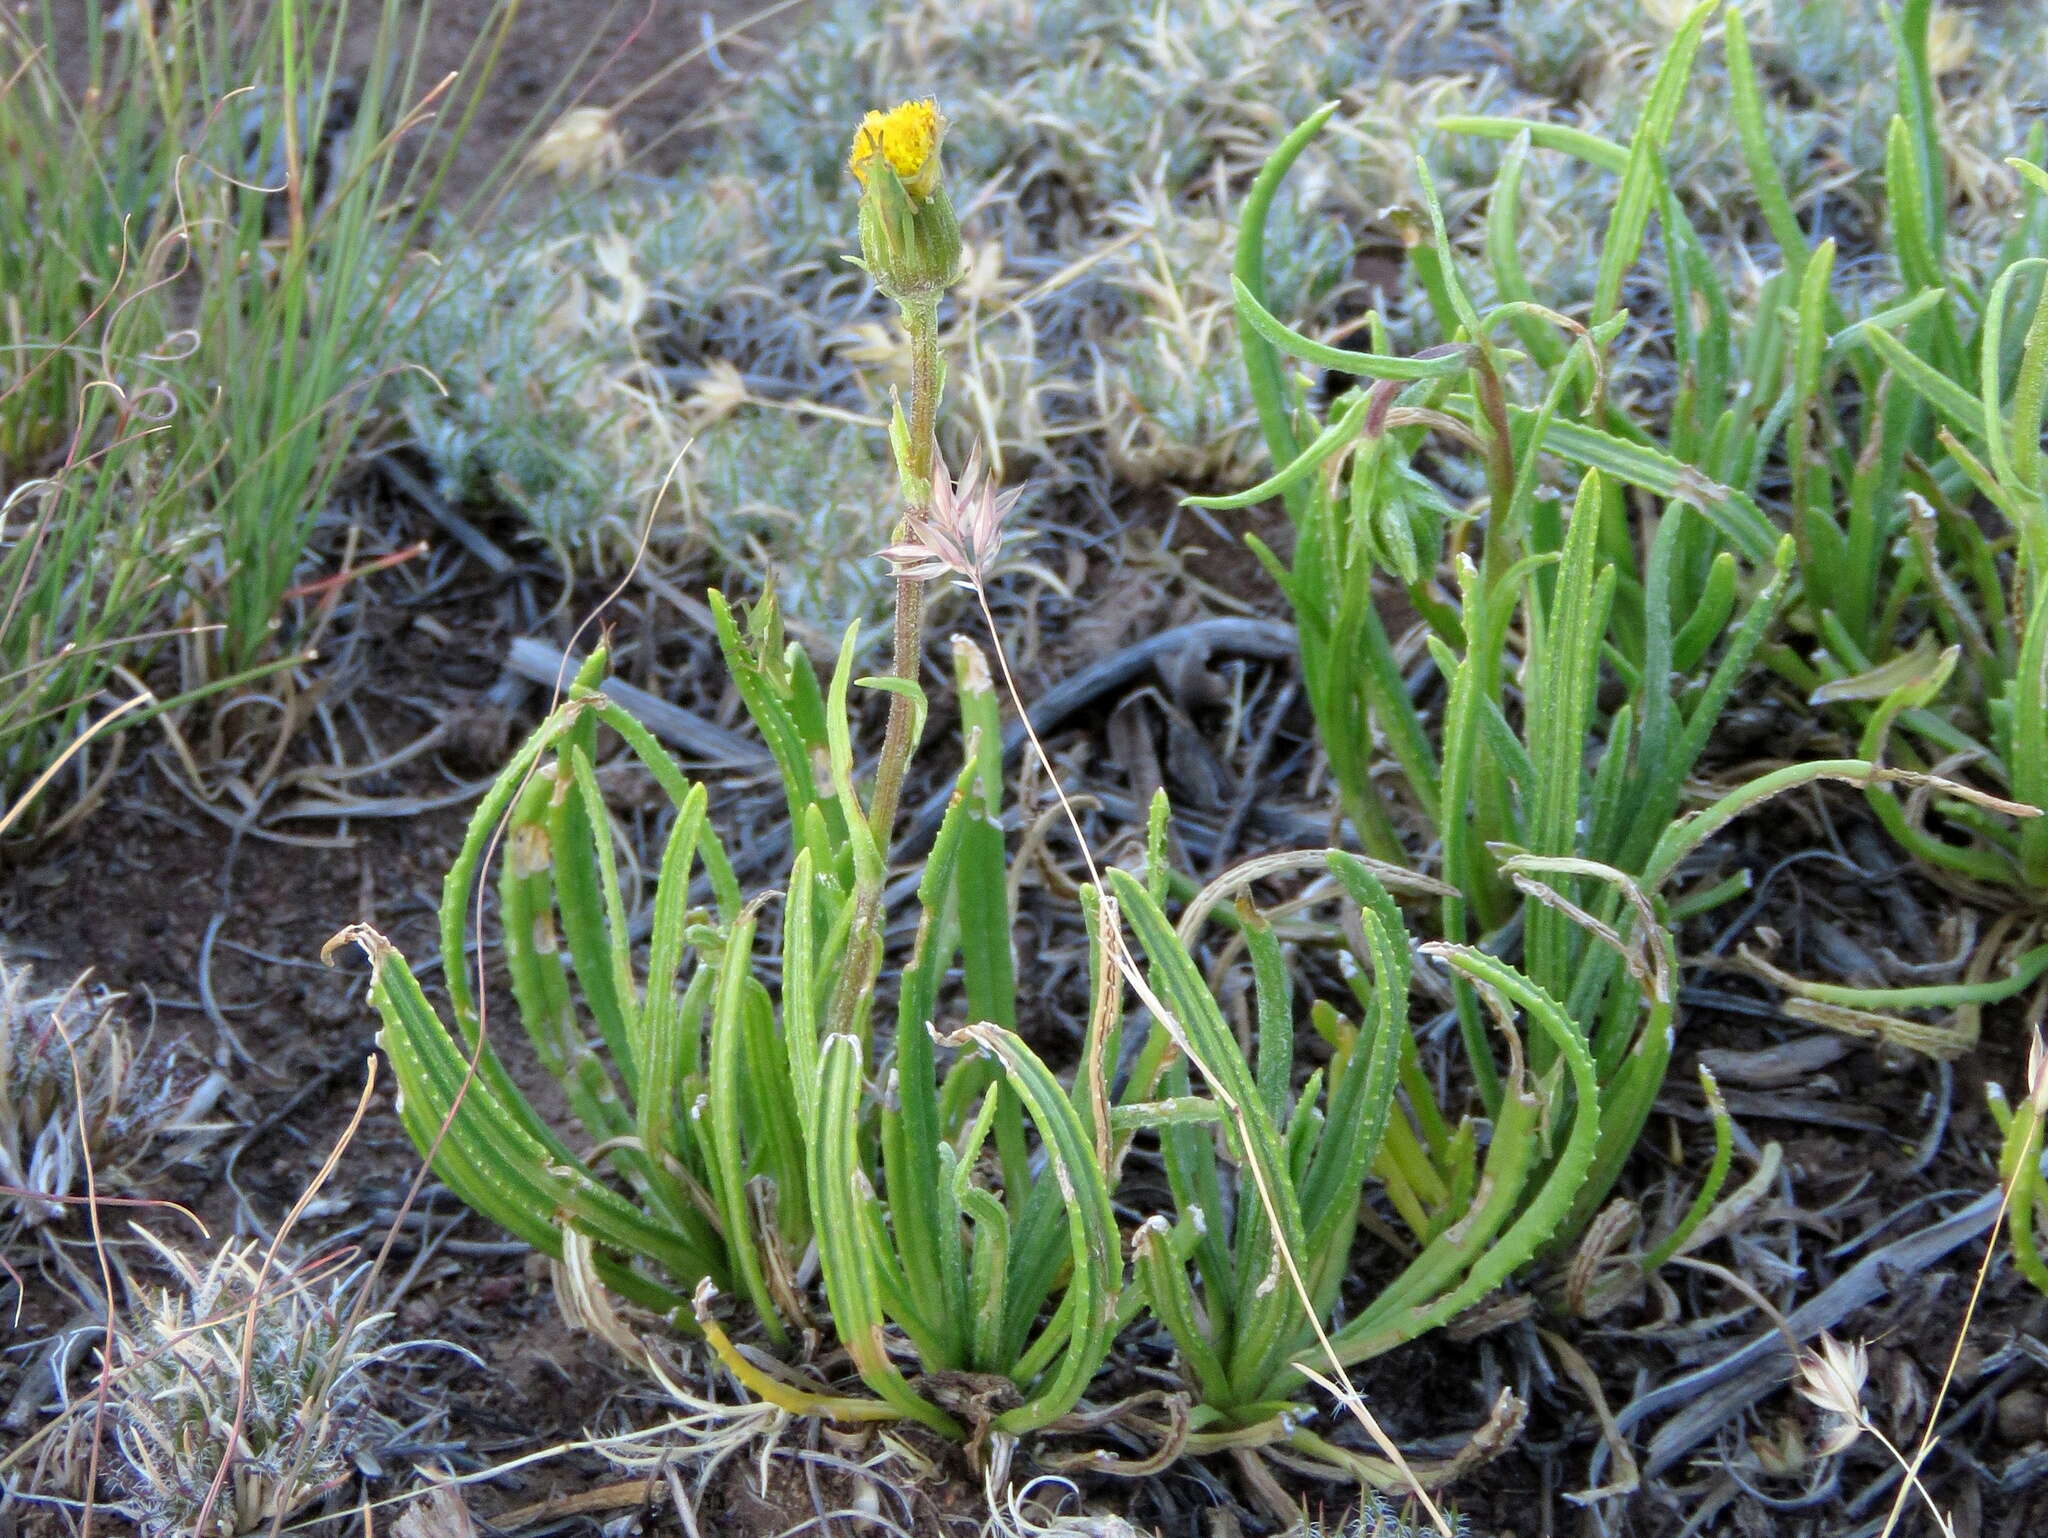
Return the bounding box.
[334,0,796,200]
[40,0,790,201]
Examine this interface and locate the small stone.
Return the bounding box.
[1995,1388,2046,1443]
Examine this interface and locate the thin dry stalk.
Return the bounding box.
[942,566,1453,1532]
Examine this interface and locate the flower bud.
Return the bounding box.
[848,99,961,305]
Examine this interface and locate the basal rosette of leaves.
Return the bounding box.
[332,92,1769,1510]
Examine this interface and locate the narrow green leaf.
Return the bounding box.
[954,1022,1120,1433]
[1234,101,1341,520]
[856,674,928,747]
[1725,7,1809,275]
[1496,407,1778,562]
[1229,276,1475,382]
[1591,0,1714,326]
[707,908,787,1345]
[637,783,710,1174]
[1183,390,1370,510]
[1437,115,1628,175]
[812,1034,961,1435]
[1857,322,1983,440]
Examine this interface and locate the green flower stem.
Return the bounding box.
[860,574,925,848]
[823,297,943,1053]
[866,295,943,850]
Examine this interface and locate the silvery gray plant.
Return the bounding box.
[105,1236,459,1538]
[0,958,223,1238]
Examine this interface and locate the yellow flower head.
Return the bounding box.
[848,99,945,198]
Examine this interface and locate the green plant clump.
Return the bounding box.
[343,101,1696,1512]
[0,0,510,831]
[1435,1,2048,920]
[346,0,2048,1511]
[105,1238,426,1538]
[1201,0,2048,1323]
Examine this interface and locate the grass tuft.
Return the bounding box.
[0,957,221,1238]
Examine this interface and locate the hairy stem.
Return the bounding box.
[824,297,943,1048]
[866,296,941,848]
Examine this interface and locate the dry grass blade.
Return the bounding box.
[0,693,150,843]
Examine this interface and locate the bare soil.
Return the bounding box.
[42,0,785,201]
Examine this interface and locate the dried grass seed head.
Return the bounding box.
[878,442,1024,585]
[1795,1332,1870,1456]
